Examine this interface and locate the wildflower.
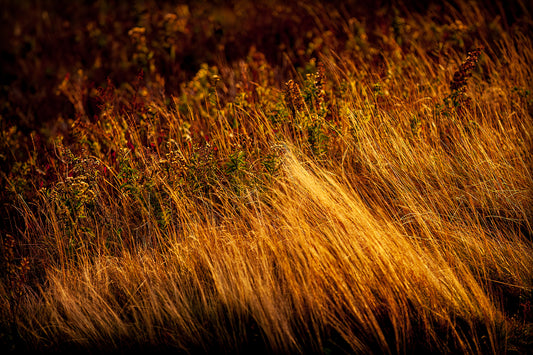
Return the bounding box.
[284,79,304,116]
[315,62,326,105]
[450,46,483,92]
[128,26,146,38]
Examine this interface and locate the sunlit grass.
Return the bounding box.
[1,1,532,353]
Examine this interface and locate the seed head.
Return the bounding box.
[450,46,483,92]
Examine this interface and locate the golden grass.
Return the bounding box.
[1,1,532,353]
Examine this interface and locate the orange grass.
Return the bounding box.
[1,1,532,354]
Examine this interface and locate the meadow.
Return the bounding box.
[0,0,532,353]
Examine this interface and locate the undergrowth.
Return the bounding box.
[0,0,532,354]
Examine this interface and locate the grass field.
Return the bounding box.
[0,0,532,353]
